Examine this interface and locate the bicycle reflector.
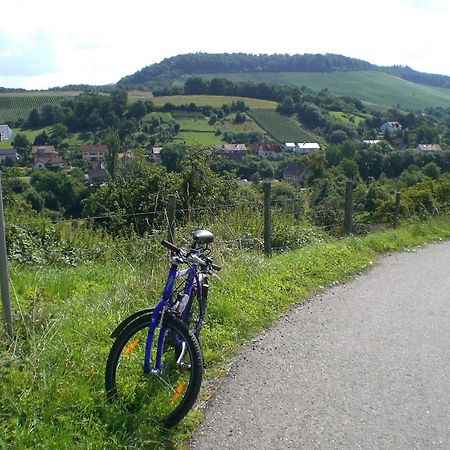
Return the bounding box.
[171,380,186,403]
[122,338,139,356]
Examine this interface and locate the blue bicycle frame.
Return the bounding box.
[143,258,204,374]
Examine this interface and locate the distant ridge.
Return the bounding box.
[117,52,450,91]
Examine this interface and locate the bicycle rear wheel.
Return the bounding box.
[105,313,203,427]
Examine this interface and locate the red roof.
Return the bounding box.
[81,144,108,154]
[31,145,57,154]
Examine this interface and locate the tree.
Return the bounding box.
[422,161,441,179]
[104,129,121,179]
[258,159,274,179]
[160,144,186,172]
[49,123,68,146]
[110,89,128,117]
[27,108,41,128]
[127,100,147,120]
[30,170,84,216]
[12,133,31,161]
[33,130,50,145]
[184,77,207,95]
[278,96,295,115]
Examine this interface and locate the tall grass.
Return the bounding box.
[2,216,450,448]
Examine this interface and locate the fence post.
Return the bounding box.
[343,181,353,235]
[263,181,272,256]
[0,172,13,342]
[167,194,176,244]
[393,192,401,228]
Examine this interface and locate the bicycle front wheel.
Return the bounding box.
[105,313,203,427]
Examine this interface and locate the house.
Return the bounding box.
[152,147,162,164]
[295,142,321,154]
[32,145,58,161]
[218,143,247,153]
[416,144,442,152]
[34,155,64,169]
[88,167,108,184]
[81,144,108,163]
[0,149,18,164]
[284,143,296,152]
[118,151,134,170]
[258,143,283,159]
[380,122,402,133]
[0,125,13,141]
[283,162,308,185]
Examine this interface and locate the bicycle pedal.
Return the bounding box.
[178,362,191,370]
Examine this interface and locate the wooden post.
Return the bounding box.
[167,194,176,244]
[393,192,401,228]
[263,181,272,256]
[0,172,13,342]
[343,181,353,235]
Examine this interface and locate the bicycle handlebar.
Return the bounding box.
[161,240,182,254]
[160,240,221,272]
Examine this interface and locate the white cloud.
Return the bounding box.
[0,0,450,88]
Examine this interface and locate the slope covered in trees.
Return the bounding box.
[117,52,450,92]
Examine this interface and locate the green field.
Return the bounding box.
[166,110,267,146]
[249,109,319,143]
[0,127,94,151]
[174,131,223,146]
[0,91,81,123]
[149,95,277,109]
[200,71,450,111]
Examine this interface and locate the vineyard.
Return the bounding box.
[0,92,79,124]
[248,109,319,143]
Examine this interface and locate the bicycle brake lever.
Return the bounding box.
[212,273,221,282]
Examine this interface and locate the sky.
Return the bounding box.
[1,0,450,90]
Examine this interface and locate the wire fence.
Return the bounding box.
[3,179,410,268]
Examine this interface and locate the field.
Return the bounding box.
[199,71,450,111]
[249,109,319,143]
[3,214,450,448]
[153,110,268,146]
[0,127,94,151]
[149,95,277,109]
[0,91,81,123]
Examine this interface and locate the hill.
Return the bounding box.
[198,71,450,111]
[117,52,450,92]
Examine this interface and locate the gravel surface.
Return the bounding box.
[191,241,450,449]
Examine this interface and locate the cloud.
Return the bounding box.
[0,31,59,77]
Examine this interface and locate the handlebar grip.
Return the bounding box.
[161,240,181,254]
[211,263,221,271]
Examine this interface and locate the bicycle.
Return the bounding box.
[105,229,221,427]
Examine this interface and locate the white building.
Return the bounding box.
[81,144,108,162]
[416,144,442,152]
[0,125,13,141]
[284,143,296,152]
[258,143,283,159]
[295,142,321,154]
[380,122,402,134]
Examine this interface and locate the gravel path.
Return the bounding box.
[191,241,450,449]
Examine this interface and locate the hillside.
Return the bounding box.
[198,71,450,110]
[117,52,450,93]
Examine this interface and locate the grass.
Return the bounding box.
[2,215,450,448]
[0,127,94,150]
[248,109,320,143]
[173,131,223,146]
[149,95,277,110]
[200,71,450,111]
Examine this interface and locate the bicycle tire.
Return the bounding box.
[105,313,203,427]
